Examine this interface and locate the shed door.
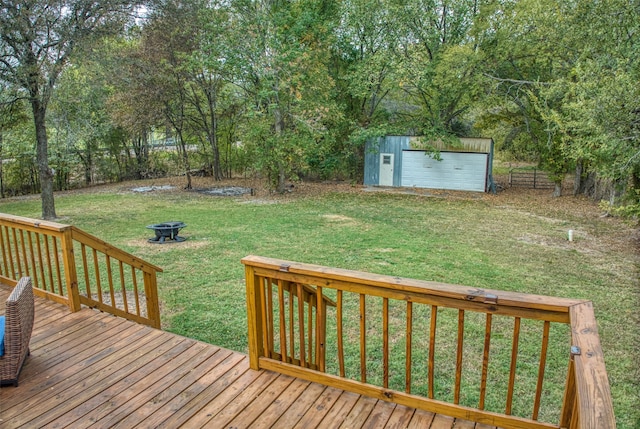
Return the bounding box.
[379,153,394,186]
[401,151,488,192]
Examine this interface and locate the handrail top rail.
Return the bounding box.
[0,213,163,274]
[71,226,163,273]
[242,255,586,313]
[0,213,71,232]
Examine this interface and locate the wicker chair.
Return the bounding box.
[0,277,35,387]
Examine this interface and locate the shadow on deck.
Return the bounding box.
[0,284,488,429]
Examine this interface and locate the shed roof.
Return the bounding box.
[407,137,493,154]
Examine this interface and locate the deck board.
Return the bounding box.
[0,284,487,428]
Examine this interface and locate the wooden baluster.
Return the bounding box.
[93,248,102,302]
[5,227,16,279]
[80,244,91,297]
[383,297,389,388]
[316,285,326,372]
[277,279,287,362]
[43,235,55,292]
[533,320,551,420]
[428,305,438,399]
[297,283,306,368]
[454,309,465,404]
[405,301,413,393]
[119,261,128,313]
[256,276,271,356]
[106,255,116,307]
[52,237,63,295]
[19,229,29,278]
[307,294,313,368]
[131,266,141,316]
[337,290,345,377]
[26,231,39,289]
[506,317,521,414]
[479,313,493,410]
[0,226,7,277]
[288,283,294,364]
[360,293,367,383]
[35,233,47,291]
[12,228,22,277]
[265,278,274,358]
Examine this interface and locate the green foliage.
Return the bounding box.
[1,0,639,211]
[599,188,640,222]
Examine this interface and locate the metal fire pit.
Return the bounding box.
[146,221,187,243]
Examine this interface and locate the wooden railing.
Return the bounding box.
[242,255,615,429]
[0,213,163,328]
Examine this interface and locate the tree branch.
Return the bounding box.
[483,73,551,86]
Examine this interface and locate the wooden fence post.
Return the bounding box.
[61,227,80,312]
[143,271,161,329]
[245,264,263,370]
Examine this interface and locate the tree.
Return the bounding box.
[0,0,141,219]
[390,0,481,136]
[0,84,30,197]
[230,0,340,192]
[473,0,577,195]
[541,0,640,208]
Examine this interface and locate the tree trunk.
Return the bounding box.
[32,101,57,220]
[84,145,92,185]
[552,181,562,197]
[207,91,222,181]
[177,130,192,190]
[274,105,286,193]
[573,159,584,196]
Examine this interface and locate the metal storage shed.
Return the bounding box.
[364,136,495,192]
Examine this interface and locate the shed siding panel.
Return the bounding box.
[401,151,488,192]
[364,136,410,186]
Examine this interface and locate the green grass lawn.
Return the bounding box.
[1,179,638,427]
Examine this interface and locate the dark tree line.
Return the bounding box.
[1,0,639,218]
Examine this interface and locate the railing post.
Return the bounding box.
[245,264,263,370]
[560,357,577,427]
[143,271,161,329]
[569,302,616,428]
[60,227,81,312]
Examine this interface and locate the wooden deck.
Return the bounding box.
[0,284,493,429]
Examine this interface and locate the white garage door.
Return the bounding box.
[401,151,488,192]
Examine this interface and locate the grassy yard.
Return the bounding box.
[1,177,638,427]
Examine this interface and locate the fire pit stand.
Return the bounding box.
[146,221,187,243]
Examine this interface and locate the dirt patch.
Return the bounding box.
[127,238,210,251]
[195,187,253,197]
[322,214,356,223]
